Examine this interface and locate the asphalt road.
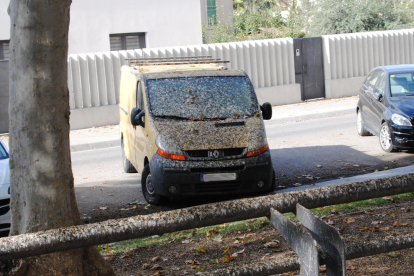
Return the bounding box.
[72,113,414,217]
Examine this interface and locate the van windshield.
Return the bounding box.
[146,76,258,120]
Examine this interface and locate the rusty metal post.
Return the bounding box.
[296,204,346,276]
[270,208,320,276]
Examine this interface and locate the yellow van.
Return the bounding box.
[119,57,274,205]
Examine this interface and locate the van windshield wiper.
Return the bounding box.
[155,115,228,121]
[155,115,189,120]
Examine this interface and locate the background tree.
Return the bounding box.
[301,0,414,37]
[8,1,114,275]
[206,0,297,43]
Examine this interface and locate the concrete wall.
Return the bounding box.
[70,105,119,130]
[323,29,414,98]
[0,60,8,133]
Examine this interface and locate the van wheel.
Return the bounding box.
[141,164,167,205]
[266,169,276,193]
[121,139,137,173]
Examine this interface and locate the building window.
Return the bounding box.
[109,33,146,51]
[207,0,217,26]
[0,40,10,60]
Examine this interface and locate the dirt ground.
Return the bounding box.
[96,197,414,276]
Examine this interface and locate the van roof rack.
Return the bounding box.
[126,56,230,67]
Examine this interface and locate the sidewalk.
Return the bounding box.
[0,96,358,152]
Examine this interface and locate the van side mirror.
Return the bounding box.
[135,110,146,128]
[374,92,383,102]
[260,102,272,120]
[130,108,141,126]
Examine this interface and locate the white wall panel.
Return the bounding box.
[103,53,116,106]
[95,53,108,107]
[87,55,99,108]
[67,60,75,110]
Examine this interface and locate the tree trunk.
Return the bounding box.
[8,1,114,275]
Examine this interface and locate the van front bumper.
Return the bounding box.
[149,150,273,196]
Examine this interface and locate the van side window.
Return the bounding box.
[136,81,143,110]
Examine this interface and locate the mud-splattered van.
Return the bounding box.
[119,57,274,205]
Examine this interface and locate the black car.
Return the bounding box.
[357,65,414,152]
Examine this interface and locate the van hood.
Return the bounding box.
[153,116,264,150]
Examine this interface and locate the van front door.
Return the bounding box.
[133,81,147,173]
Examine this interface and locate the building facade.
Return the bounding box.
[0,0,209,55]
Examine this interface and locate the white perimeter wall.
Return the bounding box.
[69,0,203,54]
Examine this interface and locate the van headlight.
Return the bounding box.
[247,130,268,157]
[156,135,186,161]
[391,114,412,126]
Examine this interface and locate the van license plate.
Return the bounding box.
[201,173,237,182]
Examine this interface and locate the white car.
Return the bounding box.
[0,139,10,235]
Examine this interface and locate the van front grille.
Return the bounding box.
[186,148,245,158]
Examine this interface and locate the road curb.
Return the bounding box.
[70,140,120,152]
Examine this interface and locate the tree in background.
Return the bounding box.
[206,0,300,43]
[8,1,114,275]
[301,0,414,37]
[205,0,414,43]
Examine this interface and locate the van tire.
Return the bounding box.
[121,139,137,173]
[141,164,168,205]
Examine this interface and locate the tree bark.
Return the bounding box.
[8,1,114,275]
